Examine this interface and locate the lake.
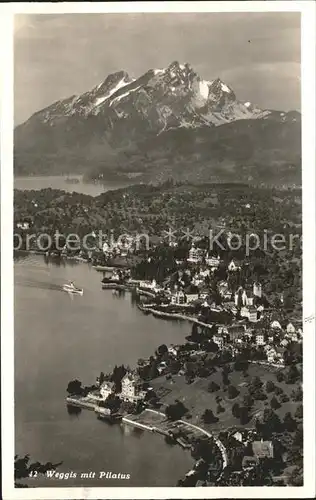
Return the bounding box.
[14,254,193,487]
[14,176,131,197]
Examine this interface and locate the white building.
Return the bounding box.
[235,287,255,307]
[186,292,199,304]
[241,305,258,322]
[286,322,296,334]
[100,381,115,400]
[17,221,30,230]
[171,290,186,305]
[256,333,265,346]
[271,320,282,330]
[205,254,220,268]
[228,259,240,272]
[188,244,205,263]
[253,282,262,298]
[212,335,224,349]
[120,373,145,402]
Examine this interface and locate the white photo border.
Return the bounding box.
[1,1,315,499]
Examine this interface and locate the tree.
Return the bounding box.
[202,409,219,424]
[234,359,249,372]
[288,466,303,486]
[274,386,283,396]
[111,364,127,392]
[280,394,290,403]
[242,393,254,409]
[232,403,240,418]
[169,359,181,375]
[250,376,263,390]
[262,409,281,434]
[15,454,62,487]
[222,370,230,386]
[270,396,281,410]
[265,380,275,393]
[216,403,225,414]
[156,344,168,357]
[208,381,220,393]
[276,371,285,383]
[165,401,188,421]
[227,385,240,400]
[239,406,250,425]
[66,379,83,396]
[291,386,303,402]
[295,404,303,420]
[250,386,267,401]
[283,412,297,432]
[193,438,215,462]
[101,393,121,413]
[285,365,300,384]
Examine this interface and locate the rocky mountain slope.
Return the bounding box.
[14,61,301,185]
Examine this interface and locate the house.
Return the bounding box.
[205,254,220,268]
[253,282,262,298]
[240,305,257,322]
[198,268,211,278]
[288,332,298,342]
[252,440,274,459]
[171,290,186,305]
[228,259,241,272]
[242,456,259,469]
[16,221,30,230]
[266,348,277,363]
[234,287,255,307]
[120,372,145,402]
[212,335,224,349]
[100,381,115,400]
[138,279,162,293]
[256,333,265,346]
[110,270,121,282]
[188,244,205,263]
[271,320,282,330]
[232,431,243,443]
[286,322,296,334]
[240,306,250,318]
[168,345,178,357]
[225,302,238,315]
[199,290,209,300]
[280,338,289,347]
[192,273,205,287]
[157,361,168,374]
[227,325,245,342]
[184,285,199,304]
[243,290,254,306]
[218,281,229,297]
[275,347,286,365]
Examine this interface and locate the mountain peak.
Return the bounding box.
[96,70,132,93]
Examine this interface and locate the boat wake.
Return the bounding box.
[15,279,64,292]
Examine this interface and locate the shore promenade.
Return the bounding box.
[122,408,228,470]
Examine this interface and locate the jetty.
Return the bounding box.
[137,304,215,330]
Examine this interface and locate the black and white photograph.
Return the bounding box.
[1,1,315,498]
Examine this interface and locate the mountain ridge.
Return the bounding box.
[14,61,301,185]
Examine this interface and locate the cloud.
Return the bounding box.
[14,12,301,124]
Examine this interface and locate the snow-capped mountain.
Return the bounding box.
[31,61,274,130]
[14,61,301,183]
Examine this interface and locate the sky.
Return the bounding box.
[14,12,301,124]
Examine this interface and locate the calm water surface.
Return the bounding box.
[14,176,130,197]
[15,255,193,487]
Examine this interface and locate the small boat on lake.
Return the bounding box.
[62,281,83,295]
[65,177,80,184]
